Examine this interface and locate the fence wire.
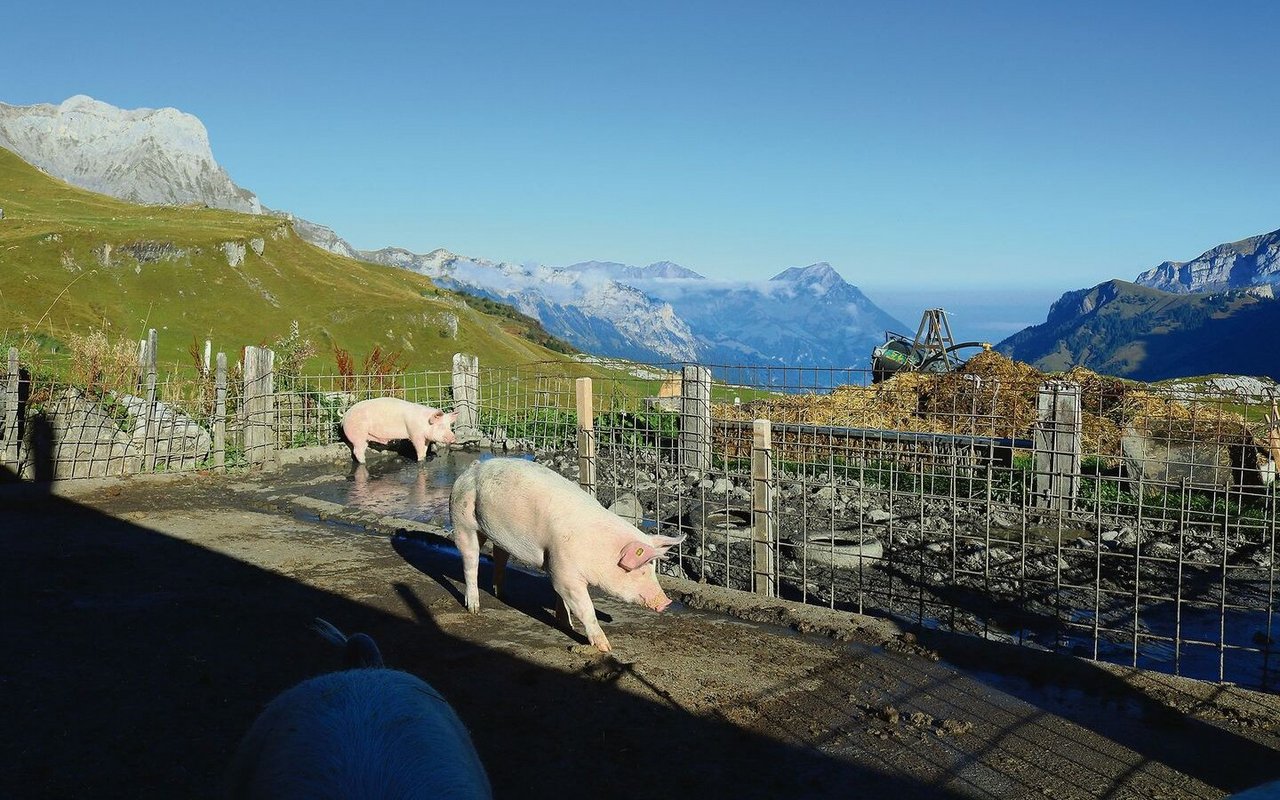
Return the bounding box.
[4,347,1279,691]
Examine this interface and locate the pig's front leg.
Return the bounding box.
[554,580,611,653]
[411,434,429,462]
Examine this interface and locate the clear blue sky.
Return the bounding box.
[7,1,1280,296]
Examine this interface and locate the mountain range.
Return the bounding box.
[1,96,907,371]
[6,94,1280,381]
[998,232,1280,379]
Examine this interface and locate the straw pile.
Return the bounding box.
[716,351,1261,464]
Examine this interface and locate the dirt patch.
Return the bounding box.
[3,464,1280,799]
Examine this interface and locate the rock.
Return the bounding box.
[866,508,892,524]
[221,240,246,266]
[115,393,211,471]
[607,493,644,528]
[711,477,733,495]
[21,389,140,478]
[1121,423,1238,489]
[991,511,1020,529]
[814,485,839,508]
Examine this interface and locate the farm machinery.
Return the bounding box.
[871,308,991,383]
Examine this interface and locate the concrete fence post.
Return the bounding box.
[679,364,711,471]
[576,377,596,496]
[751,418,776,597]
[1033,381,1081,510]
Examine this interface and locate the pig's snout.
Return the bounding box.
[648,595,673,612]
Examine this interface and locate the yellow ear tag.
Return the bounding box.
[635,547,645,557]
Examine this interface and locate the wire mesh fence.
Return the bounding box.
[521,357,1280,692]
[4,339,1279,690]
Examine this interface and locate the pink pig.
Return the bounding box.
[449,457,684,652]
[340,397,458,464]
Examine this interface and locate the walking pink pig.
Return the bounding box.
[449,457,684,652]
[340,397,458,464]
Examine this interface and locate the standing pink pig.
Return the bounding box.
[340,397,458,464]
[449,457,684,652]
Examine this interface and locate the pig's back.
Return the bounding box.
[470,458,604,563]
[343,398,412,438]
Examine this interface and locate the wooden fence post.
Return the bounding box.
[1034,381,1081,510]
[243,346,276,469]
[139,329,158,472]
[680,364,711,471]
[214,352,227,472]
[2,347,19,468]
[751,418,776,597]
[576,377,596,495]
[452,353,479,434]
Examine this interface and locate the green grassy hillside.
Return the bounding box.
[0,146,571,373]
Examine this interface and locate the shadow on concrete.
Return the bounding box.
[914,626,1280,793]
[0,469,964,800]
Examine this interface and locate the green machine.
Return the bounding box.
[871,308,989,383]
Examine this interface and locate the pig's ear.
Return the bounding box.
[446,411,459,423]
[650,533,686,555]
[618,542,659,572]
[428,409,445,423]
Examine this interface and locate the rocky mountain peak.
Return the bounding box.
[563,260,705,281]
[1134,228,1280,294]
[0,95,261,214]
[771,262,845,292]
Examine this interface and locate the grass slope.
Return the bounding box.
[0,146,570,373]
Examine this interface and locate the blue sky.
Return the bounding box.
[6,1,1279,312]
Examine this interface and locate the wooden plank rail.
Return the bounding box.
[717,417,1031,453]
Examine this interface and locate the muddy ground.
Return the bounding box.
[3,449,1280,800]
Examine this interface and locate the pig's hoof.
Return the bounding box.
[591,638,612,653]
[465,594,480,614]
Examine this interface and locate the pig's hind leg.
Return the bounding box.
[450,481,484,613]
[492,546,510,600]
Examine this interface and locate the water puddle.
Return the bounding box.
[285,450,530,527]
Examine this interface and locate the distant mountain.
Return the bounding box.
[563,260,706,281]
[997,279,1280,380]
[363,247,907,369]
[360,248,701,362]
[0,95,357,255]
[633,262,906,367]
[1134,228,1280,294]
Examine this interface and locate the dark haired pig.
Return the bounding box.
[340,397,458,463]
[449,457,684,652]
